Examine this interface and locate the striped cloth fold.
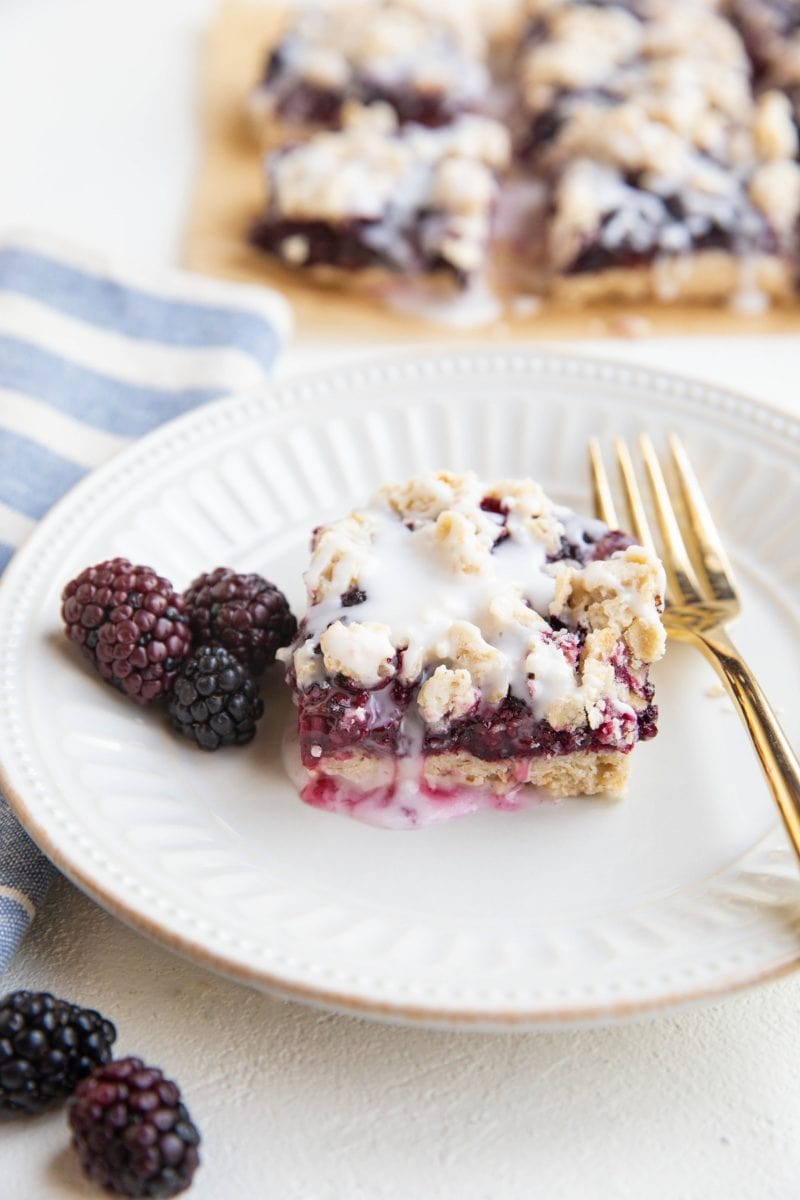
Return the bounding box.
[0,231,292,972]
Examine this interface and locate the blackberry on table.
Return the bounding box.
[61,559,192,704]
[168,645,263,751]
[182,568,296,674]
[0,991,116,1117]
[68,1056,201,1198]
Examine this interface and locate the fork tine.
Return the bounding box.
[668,435,739,604]
[588,438,619,527]
[613,438,656,555]
[639,434,704,605]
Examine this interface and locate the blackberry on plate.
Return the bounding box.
[62,559,192,704]
[182,568,296,674]
[68,1056,201,1198]
[168,645,263,751]
[0,990,116,1117]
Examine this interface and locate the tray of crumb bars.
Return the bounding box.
[185,0,800,337]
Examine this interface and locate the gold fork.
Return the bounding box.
[589,434,800,860]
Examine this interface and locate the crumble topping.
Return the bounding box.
[431,620,509,704]
[484,477,563,553]
[750,160,800,231]
[257,112,510,283]
[379,469,489,524]
[284,470,665,713]
[319,620,396,686]
[268,112,509,223]
[283,1,484,77]
[753,89,799,161]
[306,512,374,603]
[429,509,493,574]
[520,5,645,93]
[540,627,627,736]
[550,545,666,662]
[519,0,754,139]
[417,664,479,726]
[254,0,488,130]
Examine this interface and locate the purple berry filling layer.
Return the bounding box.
[564,186,778,276]
[292,515,656,774]
[249,216,468,285]
[295,657,657,772]
[261,66,472,130]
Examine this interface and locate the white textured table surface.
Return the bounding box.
[2,2,800,1197]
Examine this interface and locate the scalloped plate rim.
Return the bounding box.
[1,347,799,1031]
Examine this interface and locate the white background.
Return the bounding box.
[2,1,800,1197]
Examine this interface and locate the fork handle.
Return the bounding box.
[694,628,800,858]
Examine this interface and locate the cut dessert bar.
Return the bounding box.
[250,111,510,290]
[512,0,800,303]
[249,0,489,144]
[280,472,666,829]
[244,0,800,314]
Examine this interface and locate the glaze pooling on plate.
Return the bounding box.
[281,471,666,828]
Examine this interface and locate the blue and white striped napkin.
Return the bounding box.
[0,231,292,972]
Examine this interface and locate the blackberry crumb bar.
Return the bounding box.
[250,0,489,144]
[513,0,800,304]
[280,472,666,829]
[250,111,510,290]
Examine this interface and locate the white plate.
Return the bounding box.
[2,349,800,1030]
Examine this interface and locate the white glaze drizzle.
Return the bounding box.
[285,472,664,726]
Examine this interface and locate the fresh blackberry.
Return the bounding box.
[0,991,116,1117]
[168,645,263,751]
[62,559,192,704]
[182,568,296,674]
[68,1056,201,1198]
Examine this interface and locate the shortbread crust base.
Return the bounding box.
[316,747,633,799]
[549,250,792,307]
